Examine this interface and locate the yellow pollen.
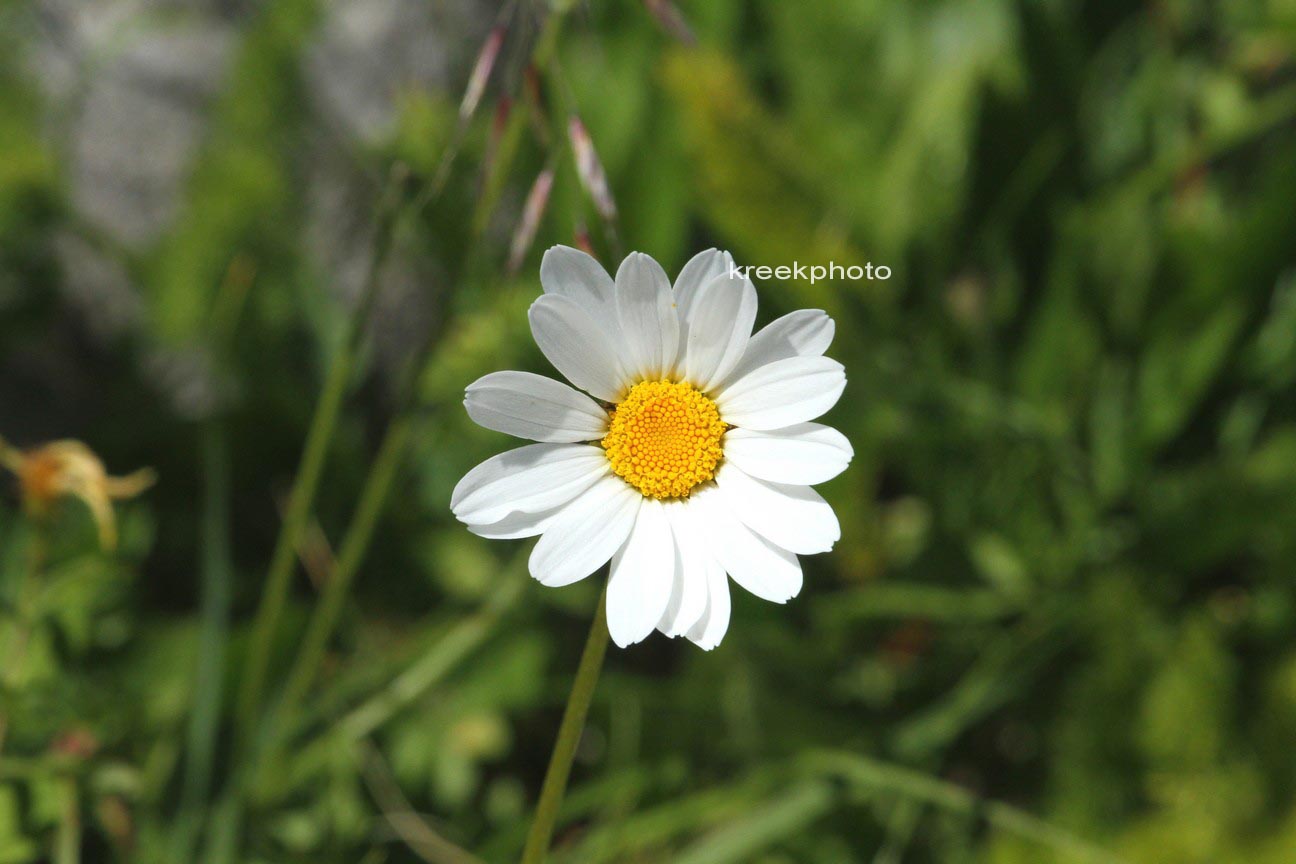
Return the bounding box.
[601,380,726,499]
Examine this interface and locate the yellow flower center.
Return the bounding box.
[601,380,726,499]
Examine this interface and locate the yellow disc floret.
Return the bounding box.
[602,380,726,499]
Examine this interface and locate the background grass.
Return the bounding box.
[3,0,1296,861]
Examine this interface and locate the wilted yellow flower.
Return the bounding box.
[0,436,155,551]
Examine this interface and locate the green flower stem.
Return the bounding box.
[236,175,401,738]
[521,588,610,864]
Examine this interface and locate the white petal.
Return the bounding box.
[715,356,846,431]
[690,484,803,603]
[718,309,835,389]
[451,443,609,524]
[615,252,680,380]
[540,245,621,339]
[606,499,675,648]
[713,462,840,554]
[467,507,561,540]
[671,249,734,360]
[677,271,758,392]
[685,554,731,650]
[529,295,630,402]
[465,372,610,442]
[723,423,853,486]
[656,500,710,638]
[654,534,686,637]
[529,476,641,587]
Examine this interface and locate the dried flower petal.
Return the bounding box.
[568,115,618,222]
[460,25,506,123]
[5,438,155,551]
[523,64,551,144]
[480,96,513,191]
[573,223,597,258]
[508,168,555,274]
[642,0,696,45]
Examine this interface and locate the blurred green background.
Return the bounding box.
[4,0,1296,862]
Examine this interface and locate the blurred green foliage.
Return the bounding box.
[3,0,1296,861]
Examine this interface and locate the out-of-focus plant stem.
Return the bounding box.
[56,778,80,864]
[286,553,528,777]
[669,781,835,864]
[272,0,580,735]
[169,422,233,862]
[171,255,252,861]
[521,587,610,864]
[275,413,413,716]
[231,0,579,845]
[508,768,784,863]
[802,751,1128,864]
[0,522,48,759]
[474,6,569,237]
[360,740,488,864]
[214,175,404,863]
[1130,80,1296,197]
[236,169,403,740]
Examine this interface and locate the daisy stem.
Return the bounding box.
[521,587,610,864]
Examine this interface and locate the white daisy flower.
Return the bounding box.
[452,247,851,649]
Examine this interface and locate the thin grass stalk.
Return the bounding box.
[172,255,251,860]
[271,0,581,741]
[359,740,488,864]
[169,422,233,861]
[802,750,1128,864]
[339,557,525,743]
[56,778,80,864]
[0,521,48,758]
[274,413,413,717]
[236,173,401,738]
[205,173,404,864]
[669,782,835,864]
[280,561,527,786]
[474,6,569,236]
